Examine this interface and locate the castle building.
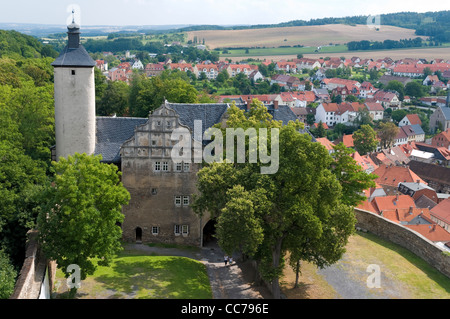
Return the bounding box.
[52,23,299,247]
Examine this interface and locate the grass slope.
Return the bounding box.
[281,232,450,299]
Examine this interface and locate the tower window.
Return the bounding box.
[71,70,76,75]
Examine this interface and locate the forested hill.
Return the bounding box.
[163,10,450,42]
[0,30,58,59]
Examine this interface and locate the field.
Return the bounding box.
[220,46,450,62]
[188,24,424,50]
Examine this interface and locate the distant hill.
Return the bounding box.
[175,11,449,32]
[0,30,58,58]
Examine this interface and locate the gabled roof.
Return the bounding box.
[320,103,339,112]
[415,194,438,210]
[168,103,229,138]
[405,114,422,126]
[95,117,148,163]
[342,134,354,148]
[372,194,415,213]
[430,198,450,224]
[405,224,450,242]
[365,102,384,111]
[401,125,423,137]
[438,106,450,120]
[373,165,426,187]
[410,124,425,135]
[316,137,335,151]
[408,160,450,185]
[351,151,379,173]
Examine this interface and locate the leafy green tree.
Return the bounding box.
[97,80,130,116]
[423,67,432,78]
[352,124,378,155]
[37,154,130,281]
[354,107,373,127]
[0,249,17,299]
[0,56,54,270]
[193,101,357,299]
[94,67,107,106]
[129,73,199,117]
[306,113,315,126]
[345,95,357,102]
[8,82,55,163]
[369,69,380,81]
[315,121,326,138]
[385,80,404,101]
[216,69,229,84]
[377,122,399,149]
[391,109,408,124]
[405,81,425,98]
[331,142,377,206]
[233,72,252,95]
[215,185,264,258]
[0,140,47,267]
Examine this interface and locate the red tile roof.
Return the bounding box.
[372,194,416,213]
[342,134,354,148]
[316,137,335,151]
[405,224,450,242]
[312,122,329,130]
[351,151,379,172]
[357,199,377,212]
[406,114,422,126]
[430,198,450,225]
[321,102,339,112]
[373,165,426,188]
[365,102,384,111]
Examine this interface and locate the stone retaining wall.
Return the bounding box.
[9,230,56,299]
[354,208,450,279]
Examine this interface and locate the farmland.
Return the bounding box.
[220,46,450,63]
[188,24,424,50]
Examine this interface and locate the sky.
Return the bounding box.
[0,0,449,26]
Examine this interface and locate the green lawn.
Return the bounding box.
[54,248,212,299]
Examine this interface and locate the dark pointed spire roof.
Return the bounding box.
[51,20,95,68]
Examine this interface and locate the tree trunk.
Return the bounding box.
[294,260,300,288]
[271,238,283,299]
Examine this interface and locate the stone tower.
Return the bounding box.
[51,18,96,161]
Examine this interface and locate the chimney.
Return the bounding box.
[247,96,252,111]
[274,100,279,110]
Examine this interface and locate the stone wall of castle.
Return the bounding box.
[354,208,450,279]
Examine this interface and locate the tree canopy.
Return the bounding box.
[193,100,367,298]
[352,124,378,155]
[37,154,130,281]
